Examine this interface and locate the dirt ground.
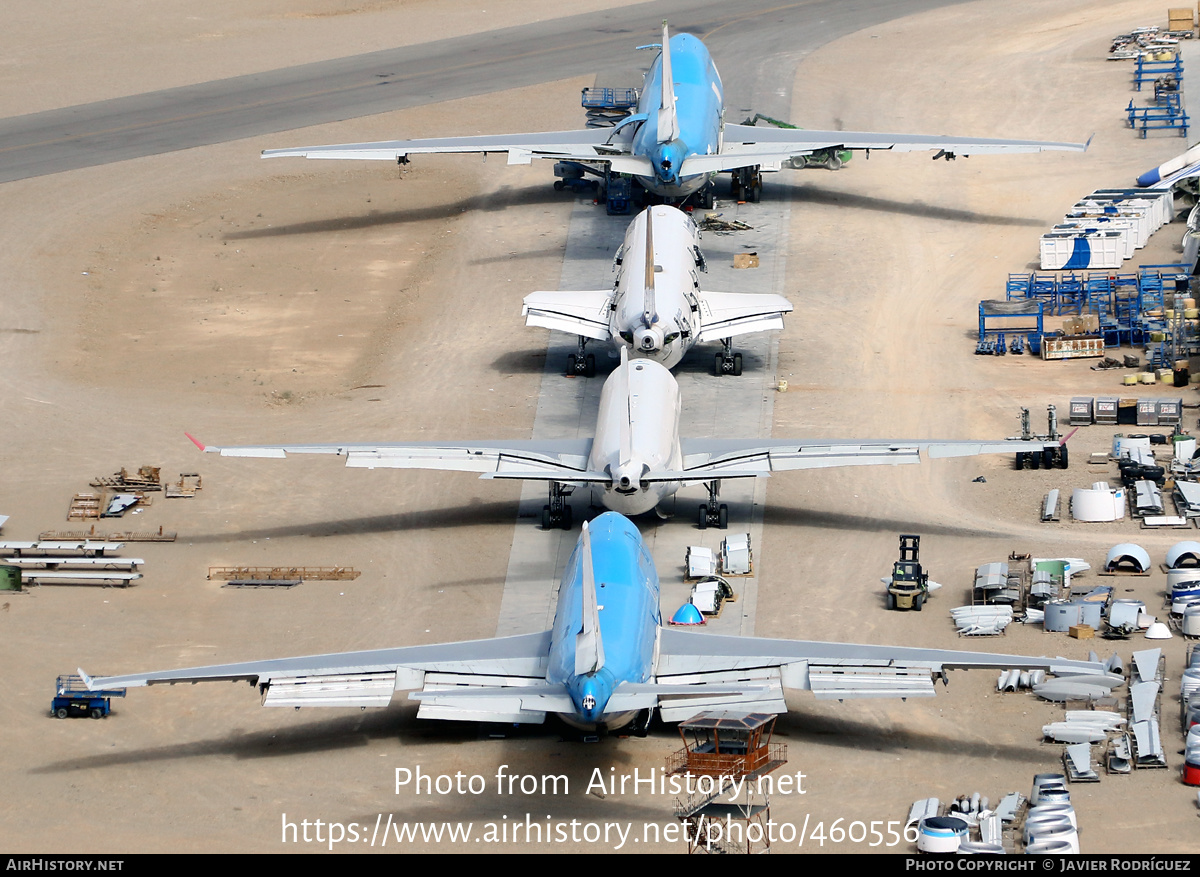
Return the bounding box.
[2,0,1199,855]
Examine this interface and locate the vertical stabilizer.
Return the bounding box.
[575,521,607,676]
[642,208,658,327]
[618,347,633,468]
[656,21,680,143]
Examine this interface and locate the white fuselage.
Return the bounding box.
[610,206,705,370]
[586,357,682,516]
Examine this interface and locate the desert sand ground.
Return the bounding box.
[1,0,1198,855]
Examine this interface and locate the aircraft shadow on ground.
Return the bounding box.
[771,706,1049,763]
[787,182,1046,226]
[490,348,551,375]
[184,502,522,543]
[31,698,1043,776]
[763,505,1006,539]
[223,185,576,240]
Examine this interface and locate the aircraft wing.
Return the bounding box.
[187,435,606,482]
[660,437,1064,482]
[694,291,794,342]
[651,629,1109,721]
[522,290,615,341]
[678,125,1089,176]
[262,128,655,175]
[81,631,570,723]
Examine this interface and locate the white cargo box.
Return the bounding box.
[720,533,752,575]
[1040,231,1124,270]
[1067,206,1151,248]
[686,546,716,578]
[1054,220,1136,258]
[1089,191,1172,228]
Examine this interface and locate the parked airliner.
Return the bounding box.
[522,205,792,376]
[184,353,1066,530]
[261,22,1087,205]
[83,512,1106,731]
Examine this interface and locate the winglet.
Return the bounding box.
[78,668,96,691]
[1084,133,1095,152]
[1060,427,1079,447]
[185,432,206,452]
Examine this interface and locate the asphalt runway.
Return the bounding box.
[0,0,966,182]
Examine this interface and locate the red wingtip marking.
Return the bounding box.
[185,432,206,451]
[1060,427,1079,446]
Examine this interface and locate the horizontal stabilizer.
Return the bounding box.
[694,290,793,342]
[522,290,614,341]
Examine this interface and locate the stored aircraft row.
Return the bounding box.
[262,22,1088,206]
[80,20,1095,739]
[84,512,1107,732]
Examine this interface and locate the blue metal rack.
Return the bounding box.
[1133,54,1184,90]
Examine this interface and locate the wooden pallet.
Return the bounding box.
[207,566,360,582]
[67,494,101,521]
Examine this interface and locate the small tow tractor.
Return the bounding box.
[51,674,125,719]
[886,535,930,611]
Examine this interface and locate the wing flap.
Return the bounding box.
[807,665,937,700]
[650,668,787,723]
[261,672,398,708]
[412,673,570,723]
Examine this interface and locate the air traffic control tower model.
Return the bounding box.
[667,711,787,854]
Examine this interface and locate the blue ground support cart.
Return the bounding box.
[51,674,124,719]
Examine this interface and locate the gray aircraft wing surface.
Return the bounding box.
[688,125,1091,175]
[187,434,605,482]
[81,629,1108,725]
[261,128,655,176]
[81,631,572,723]
[659,437,1066,482]
[650,629,1110,720]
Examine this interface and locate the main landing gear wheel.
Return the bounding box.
[542,504,573,530]
[699,483,729,529]
[542,483,574,530]
[567,352,596,378]
[715,340,742,376]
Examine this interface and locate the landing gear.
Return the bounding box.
[567,337,596,377]
[714,338,742,376]
[1014,445,1069,470]
[697,482,729,530]
[630,708,654,737]
[542,483,575,530]
[693,182,715,210]
[731,165,762,202]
